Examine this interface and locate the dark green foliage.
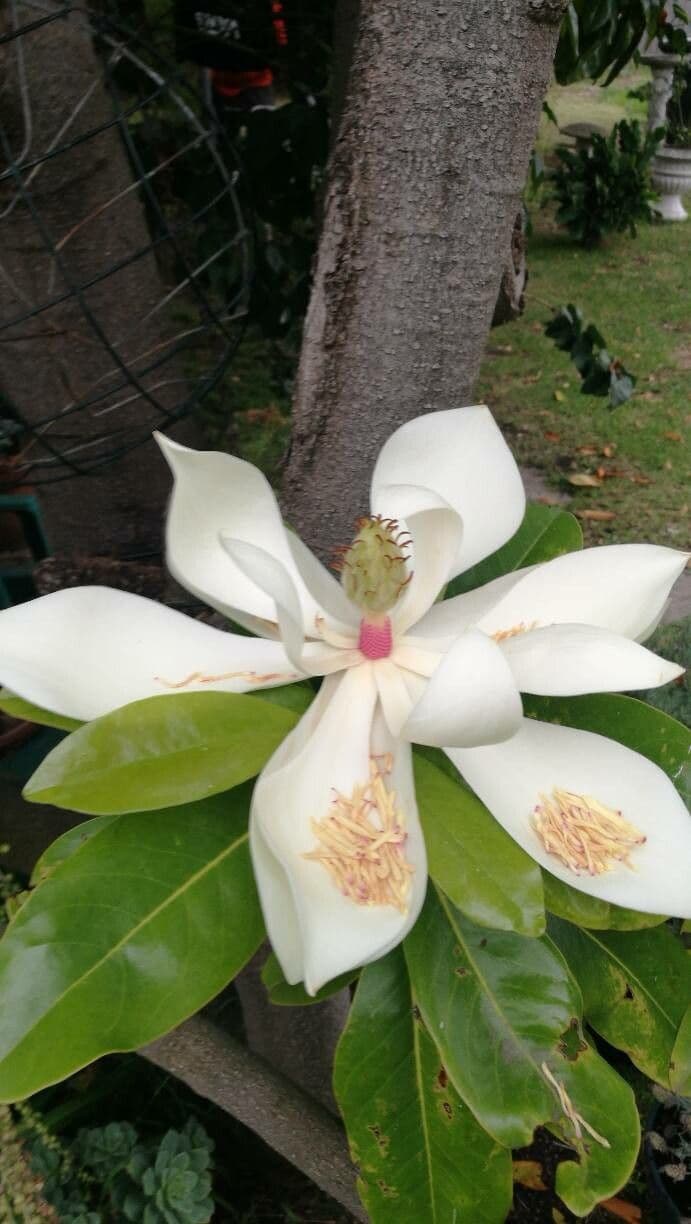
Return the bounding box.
[544,303,636,406]
[667,63,691,148]
[552,120,662,247]
[555,1,687,85]
[27,1115,214,1223]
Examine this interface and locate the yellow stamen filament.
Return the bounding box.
[532,788,646,876]
[303,754,414,911]
[541,1063,610,1150]
[491,620,538,643]
[155,669,299,689]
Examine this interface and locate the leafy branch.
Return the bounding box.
[544,305,636,408]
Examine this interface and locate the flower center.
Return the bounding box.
[303,754,414,911]
[358,616,393,660]
[532,788,646,876]
[333,515,411,614]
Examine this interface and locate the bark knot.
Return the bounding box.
[525,0,568,24]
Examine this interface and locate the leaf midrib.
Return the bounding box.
[411,995,437,1224]
[578,928,678,1031]
[0,829,249,1061]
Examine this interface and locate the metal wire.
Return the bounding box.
[0,1,253,484]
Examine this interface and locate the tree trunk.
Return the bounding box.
[283,0,567,558]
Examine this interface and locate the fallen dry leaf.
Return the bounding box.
[602,443,616,458]
[576,509,617,522]
[512,1160,547,1191]
[631,474,652,485]
[544,431,560,442]
[664,430,682,442]
[576,445,598,456]
[600,1196,642,1223]
[553,389,566,403]
[567,473,603,488]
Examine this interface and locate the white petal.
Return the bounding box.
[286,532,359,632]
[474,545,689,643]
[402,629,522,748]
[449,719,691,917]
[251,665,427,994]
[0,587,299,722]
[376,484,463,633]
[371,406,525,579]
[157,433,337,634]
[220,537,305,669]
[374,658,415,737]
[501,623,684,696]
[412,568,536,645]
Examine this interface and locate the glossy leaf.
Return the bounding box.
[0,787,264,1101]
[260,952,357,1006]
[670,1005,691,1096]
[549,1045,640,1216]
[0,688,82,732]
[31,815,119,884]
[333,948,512,1224]
[404,887,580,1147]
[446,503,582,598]
[524,693,690,804]
[413,753,545,937]
[548,918,691,1087]
[543,871,666,931]
[24,691,302,815]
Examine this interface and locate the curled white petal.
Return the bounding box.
[375,484,463,634]
[371,405,525,580]
[251,665,427,994]
[0,587,299,721]
[402,629,523,748]
[501,623,684,696]
[473,544,689,643]
[448,718,691,917]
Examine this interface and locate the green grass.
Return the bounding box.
[478,73,690,549]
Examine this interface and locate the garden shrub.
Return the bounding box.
[552,119,662,246]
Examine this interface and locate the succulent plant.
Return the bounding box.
[114,1119,214,1224]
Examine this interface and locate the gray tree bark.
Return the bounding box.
[283,0,567,559]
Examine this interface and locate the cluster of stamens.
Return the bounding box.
[303,754,414,911]
[532,788,646,876]
[333,516,412,614]
[491,621,537,643]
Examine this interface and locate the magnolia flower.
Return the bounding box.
[0,407,689,995]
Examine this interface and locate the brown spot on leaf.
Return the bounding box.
[624,984,634,1000]
[367,1124,390,1156]
[454,966,468,978]
[479,938,488,948]
[437,1067,448,1090]
[441,1100,453,1121]
[377,1180,398,1198]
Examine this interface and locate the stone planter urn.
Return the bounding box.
[651,144,691,220]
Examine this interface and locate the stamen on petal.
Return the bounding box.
[303,754,414,911]
[491,621,537,643]
[532,788,646,876]
[155,668,299,689]
[541,1062,610,1150]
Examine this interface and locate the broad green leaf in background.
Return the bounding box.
[404,887,580,1147]
[549,1045,640,1217]
[23,691,304,814]
[543,871,666,931]
[548,918,691,1087]
[670,1005,691,1096]
[333,948,512,1224]
[446,503,582,599]
[524,693,690,804]
[0,688,82,732]
[260,952,357,1006]
[0,786,264,1101]
[413,754,545,937]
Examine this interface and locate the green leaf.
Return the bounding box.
[31,815,119,884]
[23,691,302,815]
[413,753,545,937]
[333,948,512,1224]
[260,952,357,1006]
[543,871,666,931]
[404,887,581,1147]
[446,503,582,599]
[550,1046,640,1216]
[548,918,691,1087]
[0,787,264,1101]
[670,1005,691,1096]
[0,688,82,732]
[524,693,690,804]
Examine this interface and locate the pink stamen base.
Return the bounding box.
[358,616,393,660]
